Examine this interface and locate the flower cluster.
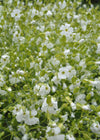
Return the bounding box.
[0,0,100,139]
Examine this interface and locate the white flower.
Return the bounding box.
[96,43,100,54]
[30,62,35,69]
[74,53,80,62]
[79,39,84,43]
[16,70,24,75]
[25,116,39,125]
[7,87,12,92]
[64,49,70,58]
[41,97,58,114]
[24,109,39,125]
[22,134,28,140]
[0,74,5,87]
[82,104,90,110]
[12,31,20,43]
[11,9,22,20]
[80,20,87,31]
[63,83,67,89]
[53,127,61,135]
[47,10,52,16]
[39,74,49,82]
[52,86,57,92]
[9,75,20,84]
[58,67,68,80]
[90,79,100,91]
[79,59,86,70]
[0,89,7,95]
[47,134,65,140]
[95,61,100,64]
[50,57,60,66]
[51,75,61,85]
[61,113,68,121]
[39,84,50,96]
[58,66,76,80]
[97,112,100,116]
[90,122,100,136]
[18,125,26,135]
[1,54,10,66]
[34,84,40,94]
[60,23,73,40]
[70,102,76,111]
[71,112,75,118]
[12,104,22,115]
[59,0,66,9]
[16,109,24,122]
[75,94,86,104]
[66,134,76,140]
[13,137,20,140]
[97,36,100,42]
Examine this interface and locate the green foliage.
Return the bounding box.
[0,0,100,139]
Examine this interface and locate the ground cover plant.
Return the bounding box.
[0,0,100,139]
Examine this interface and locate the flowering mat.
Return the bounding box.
[0,0,100,140]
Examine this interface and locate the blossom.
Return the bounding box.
[0,89,7,95]
[60,23,73,39]
[58,66,76,80]
[58,67,68,80]
[1,54,10,66]
[11,9,22,20]
[59,0,66,9]
[12,104,22,115]
[47,134,65,140]
[9,75,20,84]
[70,102,76,111]
[16,109,24,122]
[46,10,52,16]
[75,94,86,104]
[22,134,29,140]
[96,43,100,54]
[90,79,100,91]
[90,122,100,136]
[41,97,58,114]
[66,134,76,140]
[0,74,5,87]
[16,69,25,75]
[82,104,90,110]
[24,109,39,125]
[51,75,61,85]
[61,113,68,121]
[39,84,50,96]
[18,125,26,135]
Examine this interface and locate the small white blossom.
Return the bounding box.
[22,134,28,140]
[0,89,7,95]
[82,104,90,110]
[11,9,22,20]
[90,122,100,136]
[70,102,76,111]
[18,125,26,135]
[47,10,52,16]
[41,97,58,114]
[47,134,65,140]
[75,94,86,104]
[39,84,50,96]
[1,54,10,66]
[96,43,100,54]
[51,76,61,85]
[66,134,76,140]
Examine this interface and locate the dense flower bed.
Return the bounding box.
[0,0,100,139]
